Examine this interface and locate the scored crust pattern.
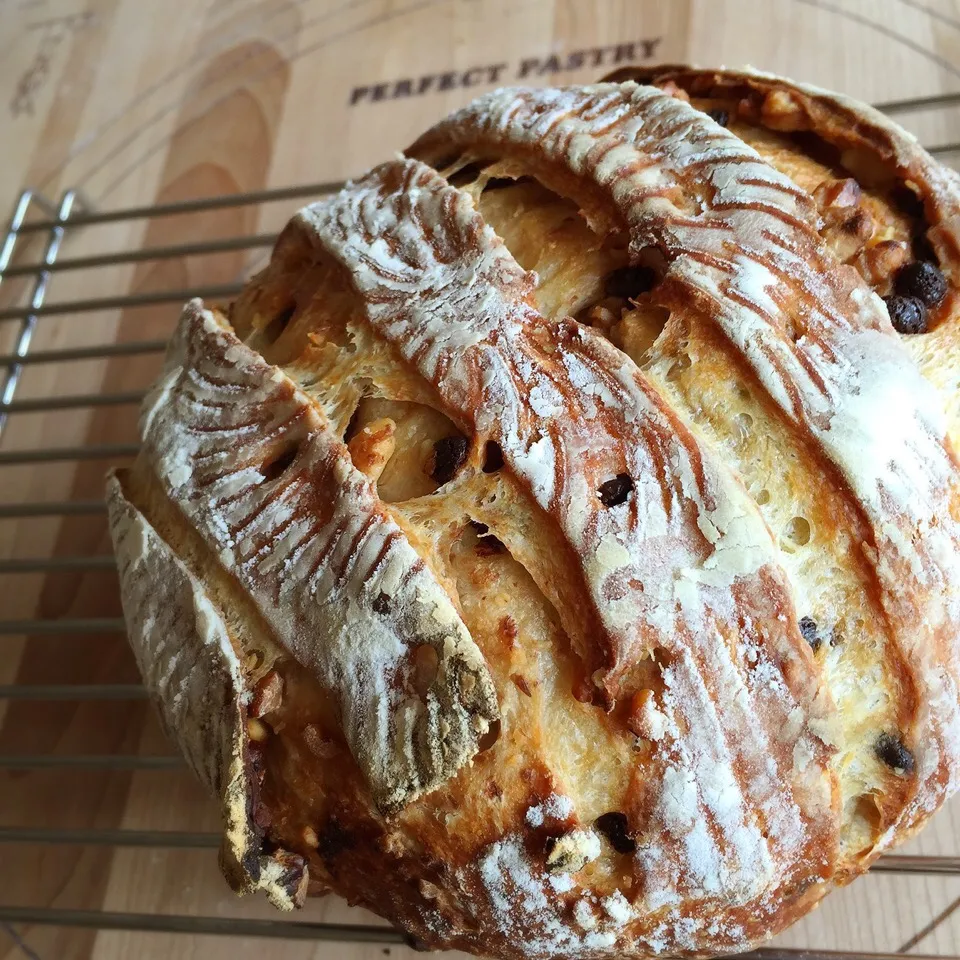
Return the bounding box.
[108,72,960,959]
[136,302,499,815]
[410,82,960,836]
[295,158,838,911]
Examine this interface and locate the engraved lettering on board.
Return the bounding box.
[348,37,663,105]
[11,7,98,117]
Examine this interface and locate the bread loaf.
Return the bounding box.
[108,67,960,958]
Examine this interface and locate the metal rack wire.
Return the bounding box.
[1,89,960,957]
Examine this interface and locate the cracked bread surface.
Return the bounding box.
[109,68,960,959]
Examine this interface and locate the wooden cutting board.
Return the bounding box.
[1,2,960,958]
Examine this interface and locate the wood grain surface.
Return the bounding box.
[1,1,960,958]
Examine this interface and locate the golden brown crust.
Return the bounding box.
[408,81,960,850]
[258,157,841,951]
[108,71,960,959]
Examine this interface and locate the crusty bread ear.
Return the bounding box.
[599,65,960,277]
[599,65,960,456]
[106,473,308,909]
[113,300,499,815]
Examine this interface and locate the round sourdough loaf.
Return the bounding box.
[107,67,960,958]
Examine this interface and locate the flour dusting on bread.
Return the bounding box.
[134,301,499,814]
[107,67,960,960]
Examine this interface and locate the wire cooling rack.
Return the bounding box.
[1,91,960,959]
